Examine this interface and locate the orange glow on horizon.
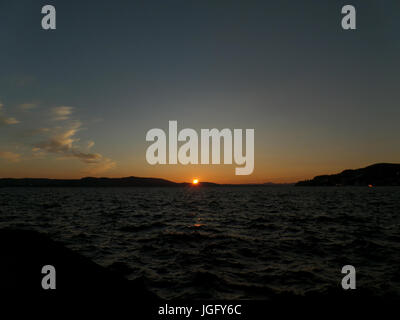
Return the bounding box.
[2,160,380,184]
[192,178,199,185]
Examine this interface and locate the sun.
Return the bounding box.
[192,179,199,185]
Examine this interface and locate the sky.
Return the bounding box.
[0,0,399,183]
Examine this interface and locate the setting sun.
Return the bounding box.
[192,179,199,185]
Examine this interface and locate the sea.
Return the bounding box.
[0,186,399,300]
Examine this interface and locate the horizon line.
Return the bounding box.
[0,176,297,185]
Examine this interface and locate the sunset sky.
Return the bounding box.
[1,0,399,183]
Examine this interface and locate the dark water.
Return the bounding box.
[0,186,399,299]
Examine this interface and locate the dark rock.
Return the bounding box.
[0,228,159,305]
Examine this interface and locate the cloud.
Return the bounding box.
[68,151,103,163]
[51,106,74,121]
[0,102,19,125]
[87,140,95,149]
[31,147,46,159]
[0,116,19,125]
[19,103,37,110]
[33,127,51,134]
[34,121,83,156]
[0,151,21,162]
[33,121,116,173]
[0,100,115,174]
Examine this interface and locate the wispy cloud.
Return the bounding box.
[31,147,46,159]
[0,116,19,125]
[34,121,85,158]
[19,103,37,111]
[32,127,51,134]
[33,121,116,173]
[0,151,21,162]
[2,102,115,174]
[0,102,19,125]
[87,140,95,149]
[51,106,74,121]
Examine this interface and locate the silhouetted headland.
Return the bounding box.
[296,163,400,186]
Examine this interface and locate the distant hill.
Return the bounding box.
[296,163,400,186]
[0,176,218,188]
[0,177,296,188]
